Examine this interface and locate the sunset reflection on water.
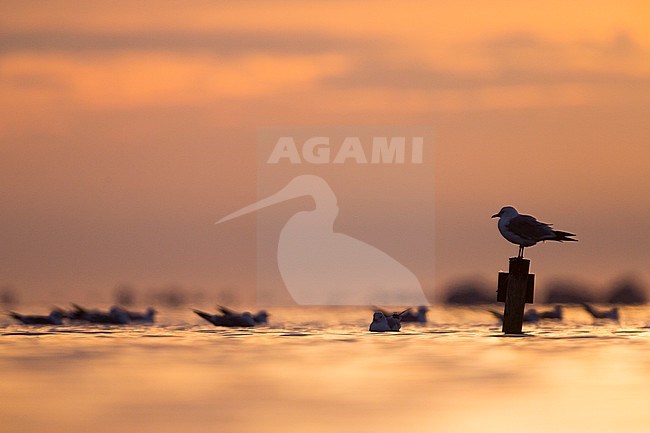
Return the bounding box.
[1,306,649,433]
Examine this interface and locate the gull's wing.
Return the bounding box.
[506,215,554,241]
[217,305,239,316]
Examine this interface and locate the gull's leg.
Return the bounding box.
[518,245,524,258]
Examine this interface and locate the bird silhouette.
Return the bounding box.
[115,306,156,323]
[194,309,256,327]
[68,304,130,324]
[492,206,577,258]
[374,307,416,329]
[369,311,393,332]
[217,305,269,324]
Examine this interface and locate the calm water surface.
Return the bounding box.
[1,306,649,433]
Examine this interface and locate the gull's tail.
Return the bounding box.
[552,230,577,242]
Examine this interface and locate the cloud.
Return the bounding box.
[0,29,373,57]
[323,61,650,91]
[0,51,351,109]
[2,28,649,115]
[483,31,642,59]
[321,32,650,105]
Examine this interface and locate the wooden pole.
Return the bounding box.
[502,257,530,334]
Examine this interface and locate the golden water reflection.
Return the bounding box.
[1,306,649,433]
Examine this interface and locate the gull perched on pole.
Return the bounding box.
[492,206,577,258]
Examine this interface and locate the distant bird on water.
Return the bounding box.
[492,206,577,258]
[489,305,563,323]
[217,305,268,324]
[117,306,156,324]
[69,304,130,324]
[9,310,64,325]
[193,309,256,327]
[374,308,414,330]
[581,303,619,322]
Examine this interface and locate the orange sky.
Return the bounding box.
[1,1,649,303]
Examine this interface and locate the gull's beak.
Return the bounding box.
[491,213,499,218]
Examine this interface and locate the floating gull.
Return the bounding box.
[193,309,256,327]
[374,308,413,330]
[581,303,619,321]
[490,305,564,323]
[217,305,269,324]
[9,310,64,325]
[369,311,392,332]
[492,206,577,258]
[115,306,156,324]
[69,304,130,324]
